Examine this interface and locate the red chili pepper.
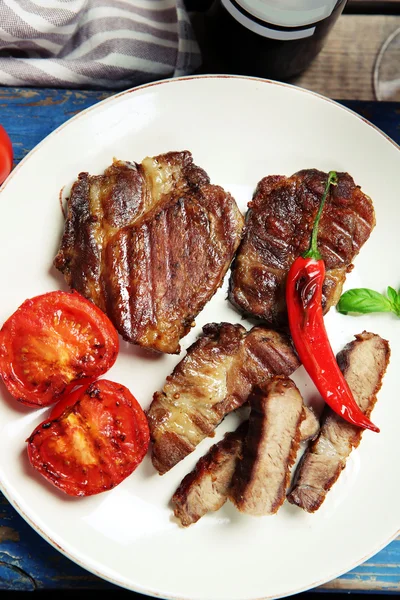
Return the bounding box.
[286,171,379,433]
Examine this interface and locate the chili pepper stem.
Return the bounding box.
[303,171,338,261]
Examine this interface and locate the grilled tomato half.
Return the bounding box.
[27,379,150,496]
[0,290,119,407]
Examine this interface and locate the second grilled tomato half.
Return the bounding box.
[27,379,150,496]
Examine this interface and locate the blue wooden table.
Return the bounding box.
[0,86,399,595]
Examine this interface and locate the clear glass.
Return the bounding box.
[374,27,400,101]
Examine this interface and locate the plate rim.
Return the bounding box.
[0,73,399,599]
[1,74,399,200]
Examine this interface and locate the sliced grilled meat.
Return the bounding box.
[301,406,320,442]
[172,422,247,527]
[231,377,304,516]
[288,332,390,513]
[172,409,318,527]
[229,170,375,327]
[54,151,244,354]
[147,322,300,475]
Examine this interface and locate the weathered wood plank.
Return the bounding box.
[294,15,400,100]
[0,86,399,593]
[0,494,115,591]
[0,88,111,165]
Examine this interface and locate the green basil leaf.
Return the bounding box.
[394,291,400,317]
[337,288,393,315]
[387,286,397,304]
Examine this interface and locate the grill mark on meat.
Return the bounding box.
[104,229,133,339]
[353,213,374,238]
[287,332,390,513]
[178,198,189,284]
[87,178,105,304]
[318,242,347,264]
[54,151,244,354]
[146,223,156,338]
[231,377,304,516]
[147,323,300,475]
[126,224,154,342]
[94,162,149,315]
[262,230,290,256]
[167,199,192,322]
[244,336,296,378]
[329,218,353,241]
[172,406,319,527]
[149,208,168,310]
[229,170,375,327]
[242,344,273,375]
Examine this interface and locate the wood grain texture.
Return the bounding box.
[0,86,399,593]
[0,88,111,165]
[192,12,400,100]
[293,15,400,100]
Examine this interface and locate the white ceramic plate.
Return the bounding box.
[0,75,399,600]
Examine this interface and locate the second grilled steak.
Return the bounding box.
[54,151,244,354]
[147,322,300,475]
[229,170,375,327]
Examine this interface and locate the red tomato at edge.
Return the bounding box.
[0,125,13,184]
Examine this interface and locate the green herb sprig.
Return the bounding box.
[337,286,400,317]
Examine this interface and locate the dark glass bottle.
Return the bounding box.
[202,0,347,80]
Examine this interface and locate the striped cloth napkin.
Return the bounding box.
[0,0,201,89]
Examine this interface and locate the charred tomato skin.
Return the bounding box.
[27,379,150,496]
[0,290,119,407]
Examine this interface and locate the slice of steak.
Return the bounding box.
[54,151,244,354]
[231,377,304,516]
[147,322,300,475]
[172,409,318,527]
[301,406,320,442]
[172,422,247,527]
[229,170,375,327]
[287,332,390,513]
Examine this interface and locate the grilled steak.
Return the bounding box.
[231,377,304,516]
[229,170,375,327]
[172,422,247,527]
[54,151,244,354]
[147,322,300,475]
[288,332,390,513]
[172,408,318,526]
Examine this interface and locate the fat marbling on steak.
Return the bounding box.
[229,170,375,327]
[54,151,244,354]
[147,322,300,475]
[288,332,390,513]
